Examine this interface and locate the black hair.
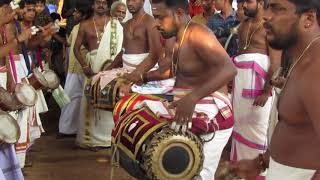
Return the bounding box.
[288,0,320,23]
[153,0,189,12]
[35,0,45,4]
[0,0,10,6]
[50,12,61,21]
[19,0,36,8]
[76,1,93,19]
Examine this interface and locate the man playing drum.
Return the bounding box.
[0,1,29,179]
[150,0,237,179]
[2,0,55,168]
[74,0,123,150]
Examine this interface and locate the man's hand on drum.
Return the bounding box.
[169,95,196,133]
[119,83,132,97]
[123,71,144,86]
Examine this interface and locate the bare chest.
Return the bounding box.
[175,45,205,76]
[124,25,147,42]
[239,21,267,52]
[278,79,307,126]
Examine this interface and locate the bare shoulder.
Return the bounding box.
[188,22,218,47]
[144,14,156,27]
[298,44,320,94]
[79,18,92,28]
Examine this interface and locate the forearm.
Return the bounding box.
[144,68,172,82]
[133,55,158,74]
[106,51,123,70]
[53,34,67,45]
[74,47,87,67]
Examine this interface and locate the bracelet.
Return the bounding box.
[258,153,268,172]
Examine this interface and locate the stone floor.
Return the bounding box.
[23,95,135,180]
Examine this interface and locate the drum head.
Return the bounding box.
[33,68,49,88]
[0,110,20,144]
[43,70,60,90]
[143,128,204,180]
[15,83,37,106]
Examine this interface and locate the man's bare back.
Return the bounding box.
[271,44,320,169]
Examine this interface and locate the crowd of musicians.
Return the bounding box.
[0,0,319,179]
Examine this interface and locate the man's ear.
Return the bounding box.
[175,7,185,18]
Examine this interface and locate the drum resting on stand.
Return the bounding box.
[111,106,204,180]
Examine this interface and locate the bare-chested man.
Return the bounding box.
[2,0,55,168]
[233,0,320,179]
[230,0,281,175]
[151,0,237,179]
[74,0,123,149]
[106,0,161,83]
[0,1,32,179]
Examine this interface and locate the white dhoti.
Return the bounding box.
[122,53,149,71]
[231,53,273,164]
[59,73,85,134]
[76,19,123,147]
[76,51,114,148]
[0,144,24,180]
[0,66,7,88]
[0,68,24,180]
[12,54,46,167]
[266,157,316,180]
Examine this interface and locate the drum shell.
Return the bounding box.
[25,69,49,90]
[42,70,60,90]
[112,107,204,180]
[13,83,37,107]
[0,110,21,144]
[0,87,23,111]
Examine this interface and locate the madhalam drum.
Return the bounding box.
[112,107,204,180]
